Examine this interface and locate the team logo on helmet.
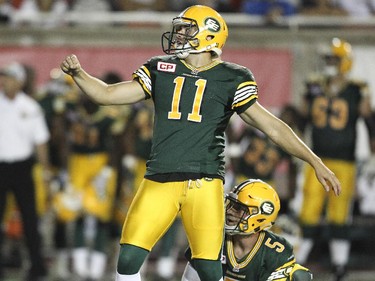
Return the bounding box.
[204,17,221,32]
[260,201,274,215]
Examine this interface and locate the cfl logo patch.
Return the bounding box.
[157,62,176,73]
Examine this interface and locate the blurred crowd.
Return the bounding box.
[0,0,375,28]
[0,37,375,281]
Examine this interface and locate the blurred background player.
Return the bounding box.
[296,38,373,281]
[356,112,375,217]
[182,178,313,281]
[51,76,122,280]
[225,105,305,236]
[233,128,284,191]
[37,68,78,280]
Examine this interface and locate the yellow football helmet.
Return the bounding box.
[161,5,228,58]
[321,37,352,76]
[225,179,280,235]
[331,37,352,74]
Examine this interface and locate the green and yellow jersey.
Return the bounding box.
[185,230,312,281]
[305,78,367,161]
[224,231,301,281]
[68,106,115,154]
[236,130,285,185]
[133,55,258,180]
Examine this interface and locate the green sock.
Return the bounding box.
[117,244,149,275]
[191,258,222,281]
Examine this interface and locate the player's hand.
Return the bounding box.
[60,54,81,76]
[313,159,341,196]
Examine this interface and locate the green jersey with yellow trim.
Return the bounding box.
[305,79,367,161]
[133,55,258,179]
[223,231,305,281]
[184,230,312,281]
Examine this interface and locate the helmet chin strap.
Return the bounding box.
[176,51,190,59]
[225,218,250,236]
[175,42,192,58]
[189,43,222,56]
[176,42,221,58]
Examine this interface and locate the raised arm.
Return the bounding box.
[240,101,341,196]
[60,54,145,105]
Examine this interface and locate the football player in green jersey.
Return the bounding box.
[182,179,313,281]
[60,5,341,281]
[296,38,373,281]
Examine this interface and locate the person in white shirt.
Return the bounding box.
[0,62,50,281]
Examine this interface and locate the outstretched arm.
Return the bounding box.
[240,101,341,196]
[60,54,145,105]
